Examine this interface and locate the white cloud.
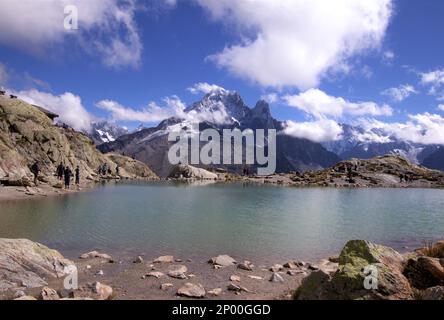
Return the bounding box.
[0,63,8,86]
[97,96,185,123]
[420,68,444,98]
[381,84,418,102]
[0,0,142,68]
[187,82,227,95]
[438,104,444,112]
[195,0,393,89]
[98,93,236,125]
[360,113,444,145]
[164,0,177,6]
[383,50,395,61]
[261,93,278,103]
[13,89,92,132]
[283,118,343,142]
[283,89,393,118]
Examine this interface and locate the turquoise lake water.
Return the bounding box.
[0,182,443,263]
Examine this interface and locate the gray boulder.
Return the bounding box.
[0,238,75,291]
[177,283,206,298]
[209,255,237,268]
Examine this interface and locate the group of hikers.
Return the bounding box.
[57,163,80,189]
[29,161,120,189]
[98,163,119,176]
[30,161,80,189]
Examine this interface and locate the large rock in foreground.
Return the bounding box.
[295,240,413,300]
[168,165,218,180]
[0,239,75,291]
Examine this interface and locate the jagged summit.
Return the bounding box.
[186,90,250,124]
[242,100,275,129]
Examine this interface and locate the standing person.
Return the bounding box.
[116,165,120,176]
[57,163,64,180]
[31,161,40,186]
[75,166,80,185]
[64,166,72,189]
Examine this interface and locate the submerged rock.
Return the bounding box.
[79,251,112,261]
[295,240,413,300]
[0,238,74,292]
[209,255,237,268]
[168,265,188,279]
[177,283,206,298]
[154,255,174,264]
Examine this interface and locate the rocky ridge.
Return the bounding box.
[0,95,157,189]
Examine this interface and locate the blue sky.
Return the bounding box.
[1,0,444,144]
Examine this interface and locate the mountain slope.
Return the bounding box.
[99,91,340,177]
[422,146,444,171]
[0,95,157,186]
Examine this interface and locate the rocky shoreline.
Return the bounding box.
[1,238,443,301]
[165,156,444,189]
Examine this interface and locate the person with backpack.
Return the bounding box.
[75,166,80,185]
[64,166,72,189]
[57,163,64,180]
[31,162,40,186]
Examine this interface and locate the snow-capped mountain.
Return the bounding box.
[322,123,440,164]
[133,123,146,133]
[90,121,129,145]
[99,89,340,177]
[185,88,250,125]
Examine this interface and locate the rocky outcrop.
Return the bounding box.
[0,238,75,291]
[105,153,156,179]
[0,96,157,187]
[295,240,413,300]
[168,164,218,180]
[290,155,444,188]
